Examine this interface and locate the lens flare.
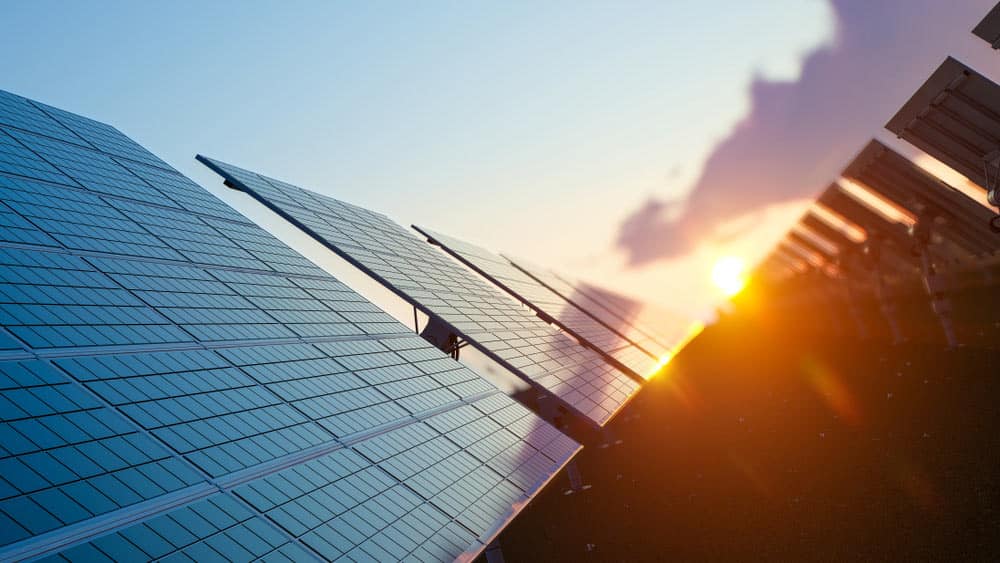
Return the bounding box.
[711,256,748,297]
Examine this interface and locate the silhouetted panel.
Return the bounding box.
[843,140,995,258]
[886,58,1000,194]
[818,184,917,266]
[973,3,1000,48]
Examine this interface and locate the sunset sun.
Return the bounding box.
[711,256,748,297]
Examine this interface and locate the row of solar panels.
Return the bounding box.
[0,69,694,558]
[752,7,1000,348]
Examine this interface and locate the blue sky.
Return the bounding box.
[8,1,985,318]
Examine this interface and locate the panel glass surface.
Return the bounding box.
[199,156,641,427]
[554,273,697,357]
[38,493,315,563]
[503,255,676,361]
[0,89,578,562]
[415,227,660,378]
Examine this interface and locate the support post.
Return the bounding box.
[842,273,869,339]
[419,316,462,359]
[911,219,958,347]
[563,460,591,495]
[864,236,903,344]
[983,149,1000,233]
[484,539,505,563]
[599,425,621,448]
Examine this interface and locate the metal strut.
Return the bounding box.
[910,218,958,348]
[863,235,903,344]
[839,250,869,339]
[984,149,1000,233]
[484,539,505,563]
[418,315,465,359]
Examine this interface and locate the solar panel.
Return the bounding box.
[759,251,802,278]
[842,140,995,259]
[973,3,1000,48]
[412,227,660,379]
[0,89,579,561]
[885,58,1000,221]
[817,184,920,273]
[778,240,826,268]
[800,211,861,254]
[499,256,676,362]
[199,156,640,427]
[786,231,838,265]
[559,277,697,355]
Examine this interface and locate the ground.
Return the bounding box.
[490,292,1000,561]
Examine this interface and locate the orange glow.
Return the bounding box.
[646,322,704,379]
[653,352,673,371]
[711,256,748,297]
[802,358,861,427]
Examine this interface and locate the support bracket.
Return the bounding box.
[419,316,465,359]
[983,149,1000,233]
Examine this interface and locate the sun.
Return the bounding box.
[711,256,748,297]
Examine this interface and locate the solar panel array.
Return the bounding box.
[0,89,580,562]
[842,140,994,259]
[750,12,1000,348]
[816,184,915,261]
[198,156,640,427]
[412,227,659,380]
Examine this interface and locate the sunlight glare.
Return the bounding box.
[711,256,748,297]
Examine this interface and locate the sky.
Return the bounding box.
[1,1,996,320]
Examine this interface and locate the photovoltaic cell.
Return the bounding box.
[0,89,578,562]
[0,360,203,546]
[414,227,660,379]
[199,155,641,427]
[54,350,333,480]
[37,493,314,563]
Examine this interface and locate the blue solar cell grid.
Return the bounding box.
[0,88,579,562]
